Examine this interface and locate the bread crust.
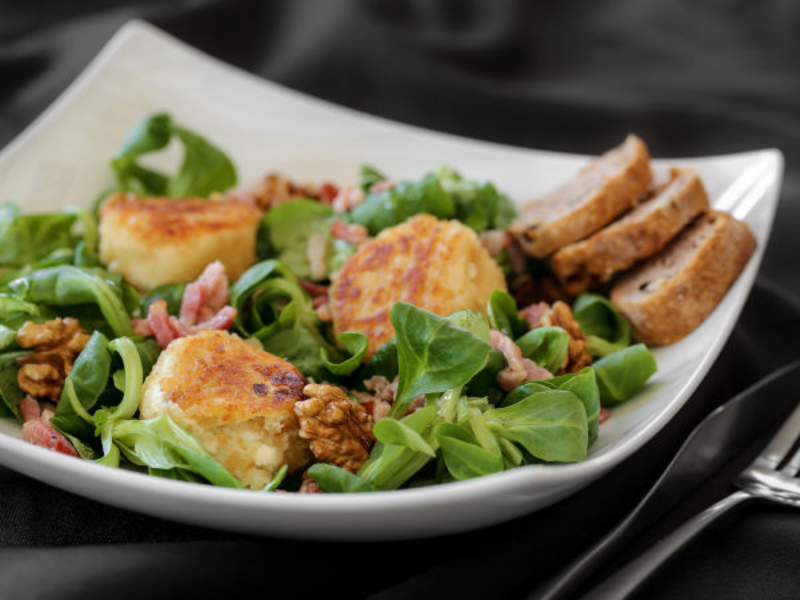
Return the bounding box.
[551,168,710,295]
[510,135,652,258]
[610,211,756,346]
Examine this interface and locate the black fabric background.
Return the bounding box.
[1,1,800,598]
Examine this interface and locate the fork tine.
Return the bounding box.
[756,399,800,469]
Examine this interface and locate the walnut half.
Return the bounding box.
[16,318,90,401]
[294,383,375,473]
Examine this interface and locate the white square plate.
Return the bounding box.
[0,21,783,540]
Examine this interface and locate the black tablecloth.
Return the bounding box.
[2,1,800,598]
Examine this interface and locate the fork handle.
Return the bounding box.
[583,490,753,599]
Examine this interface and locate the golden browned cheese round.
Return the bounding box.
[140,331,311,489]
[98,193,262,290]
[330,214,507,358]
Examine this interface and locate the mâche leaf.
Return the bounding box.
[308,463,377,493]
[389,303,491,417]
[572,293,632,357]
[111,113,236,198]
[106,415,241,488]
[9,266,133,337]
[259,200,338,280]
[0,204,79,268]
[56,331,111,417]
[485,390,589,463]
[373,417,436,457]
[350,174,455,235]
[515,326,570,374]
[593,343,657,406]
[487,289,528,339]
[321,332,369,376]
[434,422,504,480]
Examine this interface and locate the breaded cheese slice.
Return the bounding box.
[330,214,507,358]
[510,135,652,258]
[139,330,311,489]
[99,193,262,290]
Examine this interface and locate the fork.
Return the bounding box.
[583,397,800,599]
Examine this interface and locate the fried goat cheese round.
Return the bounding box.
[139,330,311,489]
[99,193,261,290]
[330,214,508,358]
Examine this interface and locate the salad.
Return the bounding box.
[0,113,656,493]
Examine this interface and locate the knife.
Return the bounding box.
[529,359,800,600]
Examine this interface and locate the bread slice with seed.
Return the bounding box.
[551,168,710,295]
[610,211,756,346]
[510,134,652,258]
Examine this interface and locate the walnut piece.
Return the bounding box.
[522,301,593,375]
[294,383,375,473]
[16,318,90,401]
[547,301,594,374]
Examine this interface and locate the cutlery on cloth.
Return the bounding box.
[531,359,800,600]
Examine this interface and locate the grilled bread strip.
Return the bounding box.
[610,211,756,346]
[510,134,652,258]
[551,168,710,295]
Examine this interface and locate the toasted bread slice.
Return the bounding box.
[330,214,507,358]
[551,168,710,295]
[611,211,756,346]
[99,194,261,290]
[510,135,652,258]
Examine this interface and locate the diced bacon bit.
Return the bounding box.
[20,396,78,457]
[306,234,329,281]
[299,471,322,494]
[132,318,153,337]
[144,262,237,349]
[479,230,510,258]
[20,395,41,422]
[180,261,230,326]
[299,278,330,300]
[352,376,424,420]
[520,302,550,330]
[319,183,339,204]
[330,220,370,245]
[369,180,395,194]
[332,184,366,213]
[599,407,612,424]
[405,396,426,415]
[245,173,326,211]
[490,329,553,392]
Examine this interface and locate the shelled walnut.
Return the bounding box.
[16,318,90,401]
[294,383,375,473]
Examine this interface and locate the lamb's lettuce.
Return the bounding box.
[111,113,237,198]
[593,344,657,406]
[389,303,491,417]
[572,293,632,357]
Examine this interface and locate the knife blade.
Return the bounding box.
[529,359,800,600]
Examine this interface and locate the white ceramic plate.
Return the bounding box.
[0,21,783,540]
